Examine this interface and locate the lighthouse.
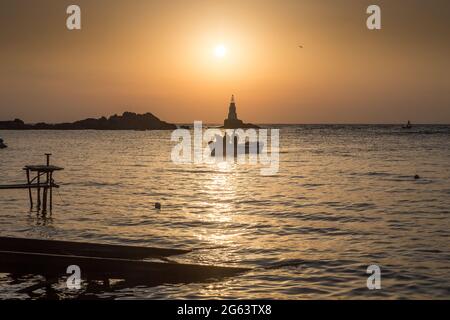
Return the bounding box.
[227,95,238,121]
[223,95,245,129]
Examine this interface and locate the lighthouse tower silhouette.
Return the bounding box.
[224,95,244,128]
[227,95,238,121]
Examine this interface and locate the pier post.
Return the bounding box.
[45,154,51,214]
[49,172,53,213]
[45,153,51,166]
[26,169,33,209]
[37,173,41,211]
[42,187,48,215]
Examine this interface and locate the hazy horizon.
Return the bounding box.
[4,114,450,126]
[1,0,449,124]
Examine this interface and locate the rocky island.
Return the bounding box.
[0,112,176,130]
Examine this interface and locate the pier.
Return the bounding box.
[0,154,63,214]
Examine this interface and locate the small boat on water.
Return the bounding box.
[208,133,263,157]
[402,120,412,129]
[0,137,7,149]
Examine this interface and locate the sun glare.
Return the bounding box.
[214,44,227,58]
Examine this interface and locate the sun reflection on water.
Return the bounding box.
[190,163,248,265]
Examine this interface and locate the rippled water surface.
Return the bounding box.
[0,125,449,299]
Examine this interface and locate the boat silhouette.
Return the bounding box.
[402,120,412,129]
[208,133,263,157]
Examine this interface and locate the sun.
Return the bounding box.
[213,44,227,58]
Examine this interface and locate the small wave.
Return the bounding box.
[366,171,392,177]
[167,169,229,174]
[264,258,357,270]
[66,181,124,187]
[302,183,324,188]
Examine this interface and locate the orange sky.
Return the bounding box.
[0,0,449,123]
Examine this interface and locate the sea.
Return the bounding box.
[0,125,449,299]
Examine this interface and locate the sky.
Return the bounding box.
[0,0,449,124]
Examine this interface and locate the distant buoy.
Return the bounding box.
[155,202,161,209]
[414,175,420,180]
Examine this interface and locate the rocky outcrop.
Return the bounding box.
[0,112,176,130]
[0,119,28,129]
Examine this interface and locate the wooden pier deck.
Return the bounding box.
[0,237,249,296]
[0,250,247,286]
[0,237,190,259]
[0,183,59,190]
